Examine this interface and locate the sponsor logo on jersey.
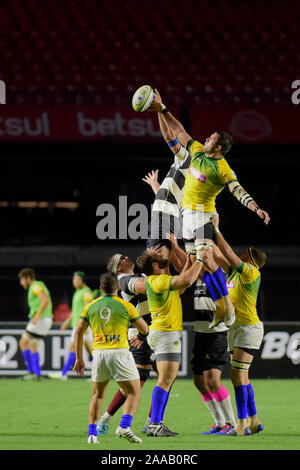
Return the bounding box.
[95,334,121,343]
[227,280,235,289]
[189,166,207,182]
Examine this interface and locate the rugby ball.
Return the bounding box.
[132,85,154,112]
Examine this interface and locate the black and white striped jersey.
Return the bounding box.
[117,272,151,325]
[193,279,228,333]
[152,146,191,218]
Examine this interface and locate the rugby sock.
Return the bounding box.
[151,386,169,424]
[62,352,76,376]
[234,385,249,419]
[160,390,171,422]
[22,349,34,373]
[202,272,221,301]
[247,382,257,417]
[201,391,225,427]
[211,267,229,297]
[213,386,236,426]
[107,389,126,416]
[88,424,97,436]
[120,414,133,429]
[31,352,41,377]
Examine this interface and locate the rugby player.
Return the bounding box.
[148,89,268,324]
[210,215,266,435]
[136,250,203,436]
[97,253,154,435]
[192,277,236,435]
[48,271,94,380]
[144,110,191,271]
[18,268,53,380]
[73,271,149,444]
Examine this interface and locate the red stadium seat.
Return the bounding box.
[0,0,297,106]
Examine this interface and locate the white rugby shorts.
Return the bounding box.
[147,330,182,355]
[26,317,53,336]
[227,321,264,352]
[91,348,140,383]
[182,208,218,241]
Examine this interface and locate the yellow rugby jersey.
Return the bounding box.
[182,139,237,211]
[146,274,182,332]
[226,262,261,325]
[80,295,140,350]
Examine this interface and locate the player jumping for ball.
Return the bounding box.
[148,90,270,327]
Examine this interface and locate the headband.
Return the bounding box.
[109,254,122,274]
[248,247,259,269]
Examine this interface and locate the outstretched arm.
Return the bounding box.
[142,169,160,195]
[149,88,193,148]
[228,181,270,225]
[167,232,189,273]
[210,215,242,269]
[171,257,204,291]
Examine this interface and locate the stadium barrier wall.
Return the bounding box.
[0,106,299,143]
[0,322,300,379]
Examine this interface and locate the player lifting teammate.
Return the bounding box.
[148,89,270,327]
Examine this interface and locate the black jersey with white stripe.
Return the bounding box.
[152,146,191,218]
[117,272,151,325]
[193,279,228,333]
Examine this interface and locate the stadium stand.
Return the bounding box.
[0,0,298,106]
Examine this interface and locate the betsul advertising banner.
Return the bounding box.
[190,106,300,143]
[0,322,300,378]
[0,106,173,141]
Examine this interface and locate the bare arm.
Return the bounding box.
[211,240,231,272]
[142,169,160,195]
[133,277,147,295]
[157,102,181,154]
[73,318,89,376]
[171,258,204,291]
[60,312,72,330]
[149,89,193,148]
[210,216,242,269]
[131,316,149,336]
[168,232,189,273]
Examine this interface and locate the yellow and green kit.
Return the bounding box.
[182,139,237,211]
[80,295,140,350]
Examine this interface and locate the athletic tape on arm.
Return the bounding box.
[228,181,254,208]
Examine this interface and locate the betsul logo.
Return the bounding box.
[291,80,300,105]
[0,80,6,104]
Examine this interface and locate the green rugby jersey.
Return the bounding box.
[182,139,237,211]
[226,262,261,325]
[80,295,140,350]
[28,281,53,319]
[71,284,94,328]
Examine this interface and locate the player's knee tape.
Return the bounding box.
[22,331,40,346]
[195,240,213,251]
[137,367,151,383]
[184,239,196,255]
[230,358,251,371]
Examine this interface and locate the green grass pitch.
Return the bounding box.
[0,377,299,451]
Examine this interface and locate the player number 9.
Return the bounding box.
[99,307,111,327]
